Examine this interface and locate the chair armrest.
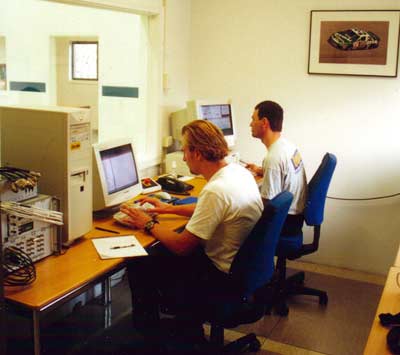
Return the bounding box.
[287,225,321,260]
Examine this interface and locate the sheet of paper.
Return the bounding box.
[91,235,148,259]
[178,175,194,182]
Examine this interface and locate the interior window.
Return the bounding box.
[71,41,98,80]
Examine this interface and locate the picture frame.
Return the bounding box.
[308,10,400,77]
[0,64,6,90]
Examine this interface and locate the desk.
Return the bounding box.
[364,266,400,355]
[4,176,206,355]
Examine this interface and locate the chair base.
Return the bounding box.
[271,270,328,316]
[222,333,261,354]
[210,324,261,354]
[286,271,328,304]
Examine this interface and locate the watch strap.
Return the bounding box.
[144,219,159,234]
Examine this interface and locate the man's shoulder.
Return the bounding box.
[266,138,301,169]
[272,138,300,157]
[206,164,256,191]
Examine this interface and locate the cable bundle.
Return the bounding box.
[2,246,36,286]
[0,166,41,193]
[0,201,63,225]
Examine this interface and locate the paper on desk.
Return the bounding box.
[178,175,194,182]
[91,235,148,259]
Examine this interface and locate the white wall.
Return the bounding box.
[161,0,191,141]
[0,0,156,166]
[188,0,400,274]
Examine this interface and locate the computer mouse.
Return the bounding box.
[153,191,172,200]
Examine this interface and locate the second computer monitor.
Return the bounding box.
[171,99,236,147]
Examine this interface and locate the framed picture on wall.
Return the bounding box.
[0,64,6,90]
[308,10,400,77]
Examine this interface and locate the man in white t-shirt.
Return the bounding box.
[247,100,306,245]
[121,120,263,344]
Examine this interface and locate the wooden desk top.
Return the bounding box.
[4,176,206,311]
[364,266,400,355]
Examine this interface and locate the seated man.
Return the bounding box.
[247,100,306,250]
[121,120,263,342]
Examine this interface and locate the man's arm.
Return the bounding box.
[120,205,200,255]
[139,197,196,217]
[148,224,200,256]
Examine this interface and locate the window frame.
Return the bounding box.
[71,41,99,81]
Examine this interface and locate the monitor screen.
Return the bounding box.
[170,100,236,148]
[200,104,234,136]
[100,144,139,194]
[92,139,142,212]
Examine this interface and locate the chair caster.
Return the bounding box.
[222,333,260,354]
[264,306,272,315]
[319,293,328,306]
[248,338,261,352]
[275,303,289,316]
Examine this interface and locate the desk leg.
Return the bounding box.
[32,310,41,355]
[103,277,112,328]
[102,276,112,305]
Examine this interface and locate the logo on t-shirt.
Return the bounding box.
[291,150,303,171]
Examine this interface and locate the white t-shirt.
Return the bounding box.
[186,163,263,273]
[260,137,306,215]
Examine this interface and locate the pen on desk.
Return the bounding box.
[95,227,120,234]
[239,159,249,166]
[110,243,135,250]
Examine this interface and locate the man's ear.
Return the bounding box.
[262,117,271,129]
[193,149,203,161]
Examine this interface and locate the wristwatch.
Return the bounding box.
[144,219,159,234]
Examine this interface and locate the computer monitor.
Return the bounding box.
[92,138,142,213]
[171,99,236,147]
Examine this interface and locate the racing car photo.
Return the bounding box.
[328,28,380,50]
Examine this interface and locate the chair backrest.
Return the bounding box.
[230,191,293,298]
[304,153,337,227]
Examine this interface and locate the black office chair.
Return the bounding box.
[273,153,337,316]
[205,191,293,353]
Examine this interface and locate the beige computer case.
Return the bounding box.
[0,105,92,244]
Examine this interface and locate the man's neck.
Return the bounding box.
[262,131,281,149]
[201,160,228,181]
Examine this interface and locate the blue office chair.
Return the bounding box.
[205,191,293,353]
[274,153,337,316]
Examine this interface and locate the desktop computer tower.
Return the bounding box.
[0,105,92,244]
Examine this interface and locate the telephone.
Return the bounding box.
[156,175,194,194]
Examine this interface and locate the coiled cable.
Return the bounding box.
[0,166,41,193]
[3,246,36,286]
